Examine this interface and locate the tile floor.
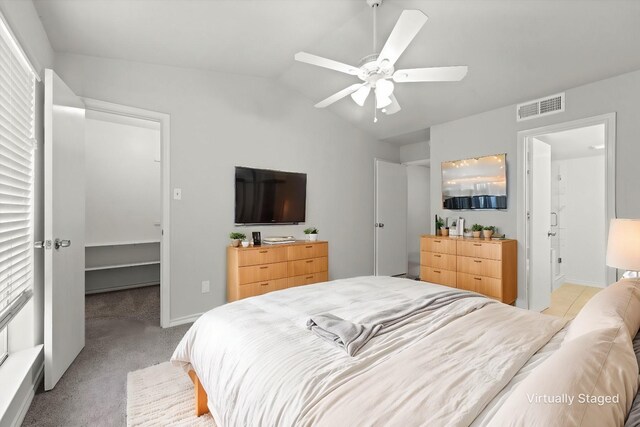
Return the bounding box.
[542,283,602,319]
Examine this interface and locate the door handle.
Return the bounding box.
[547,231,556,237]
[54,239,71,250]
[378,223,385,228]
[34,240,52,250]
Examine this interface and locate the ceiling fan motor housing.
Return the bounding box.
[357,53,394,84]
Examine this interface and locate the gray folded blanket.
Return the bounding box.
[306,290,488,356]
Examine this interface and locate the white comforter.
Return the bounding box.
[172,276,565,427]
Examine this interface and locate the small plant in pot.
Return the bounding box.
[441,226,450,237]
[229,232,246,247]
[435,216,445,236]
[471,224,483,238]
[482,226,495,239]
[304,227,319,241]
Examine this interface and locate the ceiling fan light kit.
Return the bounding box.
[294,0,468,122]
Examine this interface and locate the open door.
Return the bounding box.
[43,69,86,390]
[528,138,552,312]
[375,159,407,276]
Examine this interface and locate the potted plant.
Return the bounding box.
[435,216,444,236]
[471,224,483,238]
[229,232,246,247]
[304,227,319,241]
[482,226,495,239]
[441,226,450,237]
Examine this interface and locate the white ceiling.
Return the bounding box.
[536,124,605,160]
[34,0,640,140]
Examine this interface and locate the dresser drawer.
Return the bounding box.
[238,261,288,285]
[421,251,456,270]
[237,247,287,266]
[288,257,328,276]
[457,240,502,260]
[238,278,288,299]
[287,243,328,261]
[420,266,457,287]
[457,256,502,279]
[422,237,457,255]
[288,271,329,288]
[457,272,502,299]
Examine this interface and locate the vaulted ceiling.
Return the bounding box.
[34,0,640,141]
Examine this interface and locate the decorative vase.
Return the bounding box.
[483,230,494,239]
[472,231,481,238]
[308,233,318,241]
[230,239,241,247]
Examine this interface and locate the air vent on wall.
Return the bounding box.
[516,92,565,122]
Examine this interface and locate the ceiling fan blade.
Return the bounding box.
[393,66,468,83]
[295,52,360,76]
[315,83,366,108]
[383,94,401,115]
[377,10,428,67]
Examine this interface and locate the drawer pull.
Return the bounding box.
[260,283,269,286]
[306,275,314,279]
[259,250,268,253]
[306,260,314,263]
[473,244,482,247]
[474,277,482,281]
[433,240,441,243]
[434,254,442,258]
[474,260,482,263]
[305,246,313,249]
[433,270,441,274]
[259,266,269,270]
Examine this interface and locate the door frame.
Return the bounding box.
[83,98,172,328]
[516,113,616,309]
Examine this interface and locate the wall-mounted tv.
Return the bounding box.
[442,153,507,210]
[235,167,307,225]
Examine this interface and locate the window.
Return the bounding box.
[0,12,37,366]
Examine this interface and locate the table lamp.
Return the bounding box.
[606,219,640,281]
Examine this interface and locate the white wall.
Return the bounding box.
[554,156,606,287]
[407,165,430,278]
[54,53,399,321]
[399,141,429,164]
[85,117,161,244]
[431,69,640,307]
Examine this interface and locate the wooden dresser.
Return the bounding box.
[227,241,328,302]
[420,235,517,304]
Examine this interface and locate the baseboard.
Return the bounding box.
[85,282,160,295]
[564,277,606,288]
[168,312,203,327]
[10,360,43,427]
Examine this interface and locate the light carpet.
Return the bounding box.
[127,362,216,426]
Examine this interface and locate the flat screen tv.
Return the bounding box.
[442,153,507,210]
[235,167,307,224]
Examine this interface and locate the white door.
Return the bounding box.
[528,138,552,312]
[44,69,86,390]
[375,160,408,276]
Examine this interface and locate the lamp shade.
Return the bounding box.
[606,219,640,270]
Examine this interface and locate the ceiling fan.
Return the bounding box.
[294,0,468,122]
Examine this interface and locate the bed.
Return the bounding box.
[171,276,640,426]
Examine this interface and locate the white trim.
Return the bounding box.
[0,10,40,81]
[9,359,43,427]
[517,113,616,309]
[168,312,203,327]
[402,158,431,167]
[85,240,160,248]
[84,282,159,295]
[82,98,172,328]
[85,261,160,272]
[563,277,606,288]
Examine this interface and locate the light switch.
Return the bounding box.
[201,280,210,293]
[173,188,182,200]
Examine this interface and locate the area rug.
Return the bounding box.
[127,362,216,426]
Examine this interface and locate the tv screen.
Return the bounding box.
[442,153,507,210]
[235,167,307,224]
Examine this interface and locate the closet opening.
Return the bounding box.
[82,103,170,328]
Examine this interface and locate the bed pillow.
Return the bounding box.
[623,330,640,426]
[564,280,640,342]
[487,326,638,427]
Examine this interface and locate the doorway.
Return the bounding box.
[83,99,171,328]
[517,114,616,311]
[374,159,408,276]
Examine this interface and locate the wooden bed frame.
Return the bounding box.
[188,370,210,416]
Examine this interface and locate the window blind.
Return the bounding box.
[0,14,36,333]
